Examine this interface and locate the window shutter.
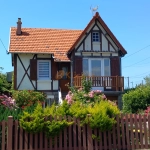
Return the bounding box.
[30,59,37,80]
[110,57,120,76]
[51,59,57,80]
[38,61,50,79]
[74,57,82,75]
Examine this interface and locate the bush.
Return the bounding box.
[122,85,150,113]
[0,103,36,121]
[19,103,72,137]
[12,90,46,108]
[65,76,106,105]
[20,99,119,137]
[19,78,120,137]
[86,100,119,131]
[0,67,11,93]
[0,94,16,109]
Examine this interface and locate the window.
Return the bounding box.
[83,59,88,76]
[104,59,110,76]
[92,32,100,42]
[83,58,110,76]
[62,67,68,79]
[37,60,51,80]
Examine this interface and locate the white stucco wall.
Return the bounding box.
[106,35,118,50]
[77,44,83,51]
[93,25,99,30]
[17,53,58,91]
[97,22,106,34]
[85,33,91,50]
[102,34,108,51]
[17,54,35,90]
[37,80,51,90]
[110,44,115,52]
[93,42,100,51]
[53,80,58,90]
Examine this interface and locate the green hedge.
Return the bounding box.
[122,85,150,113]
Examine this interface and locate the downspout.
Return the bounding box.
[70,55,73,87]
[70,61,73,87]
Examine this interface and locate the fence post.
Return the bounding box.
[87,114,93,150]
[7,116,13,150]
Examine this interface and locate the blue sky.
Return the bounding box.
[0,0,150,88]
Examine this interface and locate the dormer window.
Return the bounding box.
[92,32,100,42]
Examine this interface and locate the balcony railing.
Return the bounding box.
[73,76,124,91]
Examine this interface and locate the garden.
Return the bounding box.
[1,74,150,149]
[0,77,119,137]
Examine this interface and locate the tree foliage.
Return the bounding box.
[122,85,150,113]
[0,67,11,93]
[144,75,150,86]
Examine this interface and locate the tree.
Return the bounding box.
[122,85,150,113]
[0,67,11,93]
[144,75,150,86]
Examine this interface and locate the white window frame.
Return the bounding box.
[92,32,100,42]
[37,60,51,80]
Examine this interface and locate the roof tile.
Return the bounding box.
[9,28,83,61]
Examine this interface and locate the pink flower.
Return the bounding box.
[68,91,72,94]
[65,93,73,104]
[102,95,106,100]
[78,87,83,92]
[96,90,101,93]
[88,93,94,98]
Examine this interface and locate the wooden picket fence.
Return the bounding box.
[0,114,150,150]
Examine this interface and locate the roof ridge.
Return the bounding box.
[11,27,83,31]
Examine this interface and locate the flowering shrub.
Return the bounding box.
[12,90,46,108]
[0,94,16,109]
[64,76,120,131]
[144,106,150,116]
[65,76,106,105]
[19,77,120,137]
[65,89,106,105]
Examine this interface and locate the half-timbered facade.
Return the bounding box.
[9,12,127,107]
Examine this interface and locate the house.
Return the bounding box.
[8,12,127,108]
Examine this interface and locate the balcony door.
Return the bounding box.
[89,59,102,76]
[83,58,110,76]
[83,58,110,90]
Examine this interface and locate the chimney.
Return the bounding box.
[16,18,22,35]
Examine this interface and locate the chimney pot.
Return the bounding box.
[16,18,22,35]
[18,18,21,22]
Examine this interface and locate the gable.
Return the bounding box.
[69,12,127,57]
[75,22,118,55]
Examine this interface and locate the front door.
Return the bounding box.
[59,62,70,92]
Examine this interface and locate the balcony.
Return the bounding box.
[73,76,124,92]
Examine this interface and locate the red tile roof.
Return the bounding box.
[9,12,127,61]
[9,28,83,61]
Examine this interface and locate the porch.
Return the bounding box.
[73,76,124,91]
